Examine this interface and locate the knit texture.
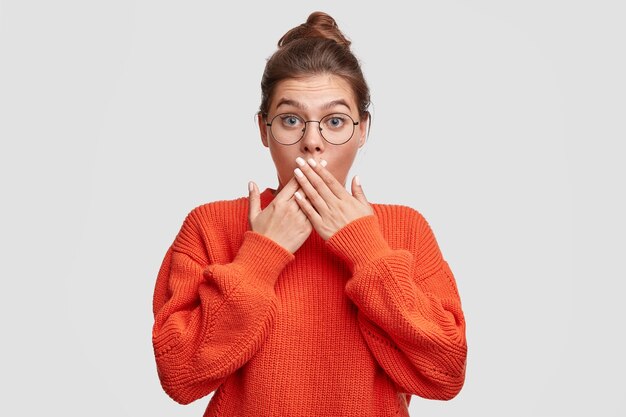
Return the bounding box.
[152,188,467,417]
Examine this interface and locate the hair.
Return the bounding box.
[259,11,370,120]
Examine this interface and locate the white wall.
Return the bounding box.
[1,1,624,415]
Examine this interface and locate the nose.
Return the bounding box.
[300,121,325,154]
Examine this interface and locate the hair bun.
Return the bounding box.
[278,11,351,48]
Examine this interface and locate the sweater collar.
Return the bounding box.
[260,188,276,210]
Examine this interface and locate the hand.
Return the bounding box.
[248,178,313,253]
[292,157,374,240]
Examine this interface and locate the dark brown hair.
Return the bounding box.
[259,11,370,120]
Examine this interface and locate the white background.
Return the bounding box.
[1,0,624,416]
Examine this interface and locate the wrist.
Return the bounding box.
[326,215,392,272]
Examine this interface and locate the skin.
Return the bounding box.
[248,74,374,253]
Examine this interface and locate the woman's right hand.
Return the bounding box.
[248,178,312,254]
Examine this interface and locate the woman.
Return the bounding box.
[152,11,467,416]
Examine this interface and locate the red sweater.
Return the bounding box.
[152,188,466,416]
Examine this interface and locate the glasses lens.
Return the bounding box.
[269,113,357,145]
[320,113,356,145]
[270,114,305,145]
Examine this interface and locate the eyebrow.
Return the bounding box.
[275,98,353,112]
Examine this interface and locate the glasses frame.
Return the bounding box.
[265,112,360,146]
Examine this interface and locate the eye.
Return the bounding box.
[280,114,302,128]
[324,115,347,129]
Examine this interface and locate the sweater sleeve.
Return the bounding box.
[325,209,467,400]
[152,208,294,405]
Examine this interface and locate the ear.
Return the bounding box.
[357,111,369,148]
[258,113,269,148]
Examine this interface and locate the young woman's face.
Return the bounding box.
[258,74,367,192]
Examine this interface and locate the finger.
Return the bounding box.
[351,175,369,205]
[294,188,322,223]
[274,176,300,202]
[294,157,336,202]
[306,157,350,199]
[294,166,329,213]
[291,187,307,202]
[248,181,261,220]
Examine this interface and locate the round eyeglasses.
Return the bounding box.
[265,113,359,145]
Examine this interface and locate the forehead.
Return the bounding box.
[269,74,358,112]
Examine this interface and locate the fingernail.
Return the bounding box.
[355,175,361,186]
[295,157,305,167]
[294,168,304,178]
[320,159,327,167]
[307,158,317,167]
[248,181,254,192]
[294,191,303,200]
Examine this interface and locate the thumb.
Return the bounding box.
[248,181,261,220]
[351,175,369,205]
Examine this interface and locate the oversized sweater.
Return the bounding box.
[152,188,467,417]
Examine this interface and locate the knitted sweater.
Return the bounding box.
[152,188,466,417]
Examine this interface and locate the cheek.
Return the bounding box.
[269,147,297,176]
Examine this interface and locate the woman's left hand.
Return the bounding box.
[292,157,374,240]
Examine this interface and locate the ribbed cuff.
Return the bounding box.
[326,215,392,273]
[232,231,294,287]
